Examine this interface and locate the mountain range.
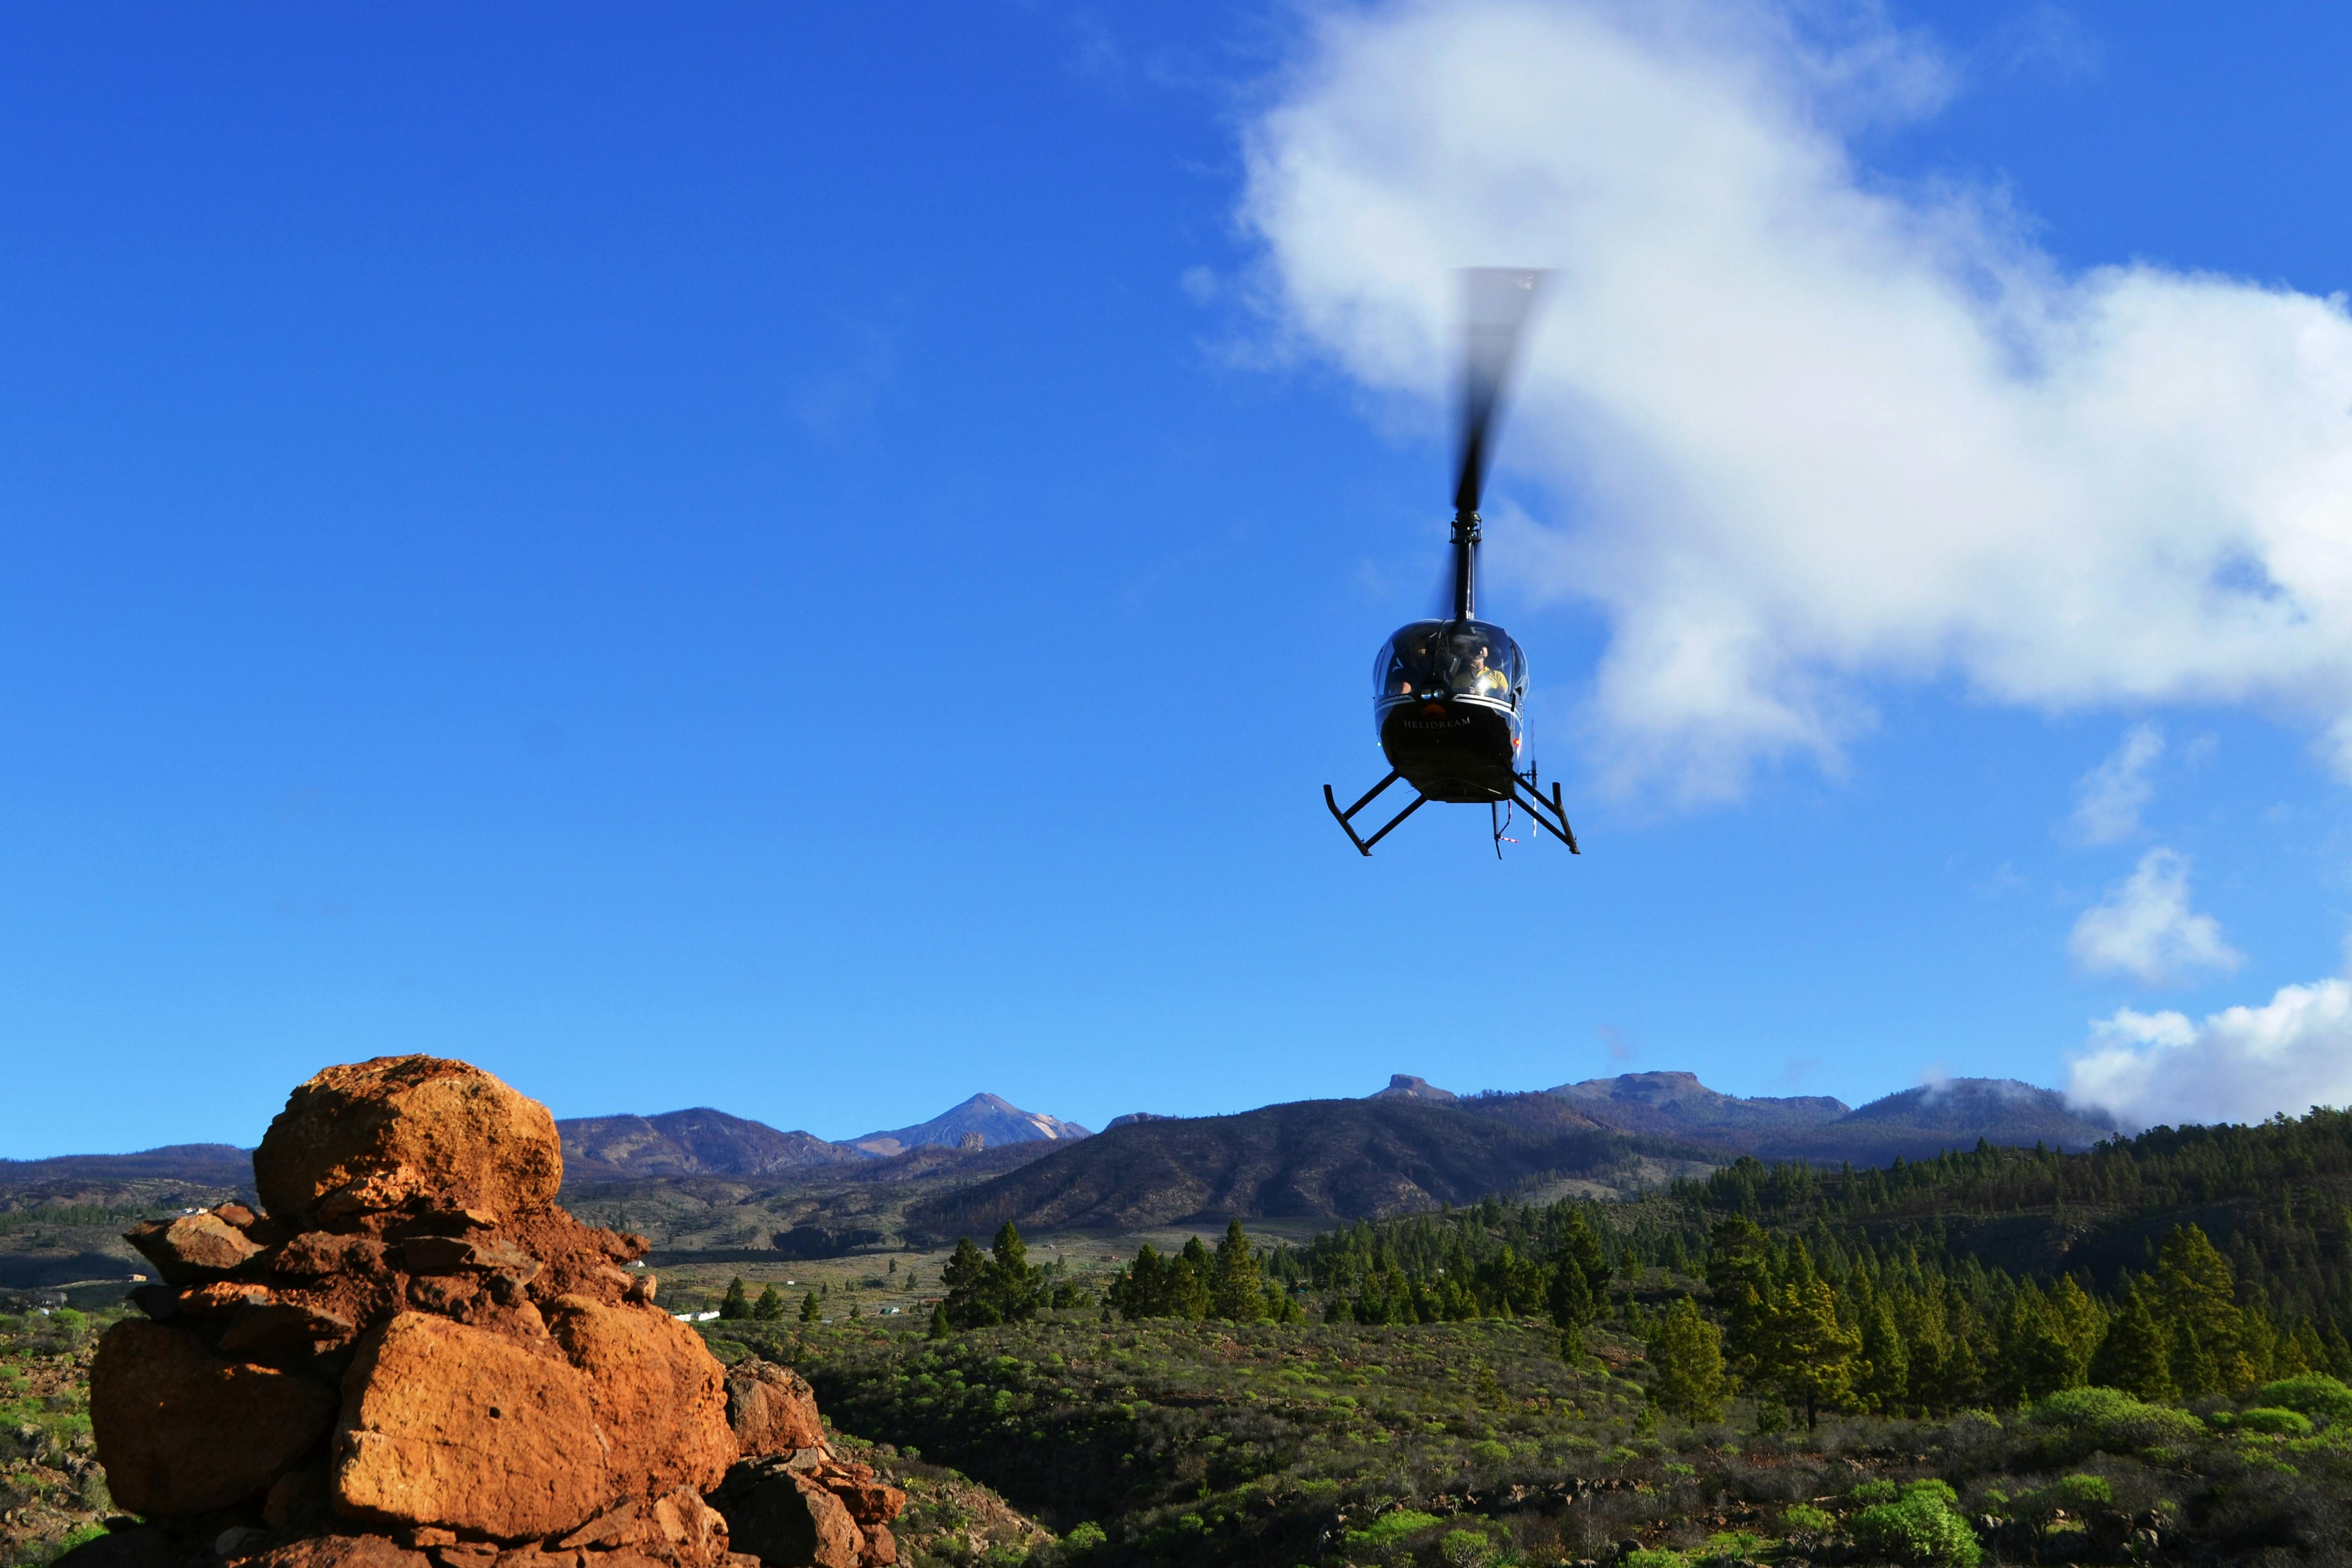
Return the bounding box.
[2,1070,2124,1276]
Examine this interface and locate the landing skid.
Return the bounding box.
[1322,769,1578,857]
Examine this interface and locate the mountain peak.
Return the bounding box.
[1371,1074,1457,1102]
[851,1095,1093,1158]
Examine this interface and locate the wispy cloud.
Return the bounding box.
[2068,848,2240,985]
[2069,978,2352,1132]
[1242,0,2352,801]
[2069,723,2164,845]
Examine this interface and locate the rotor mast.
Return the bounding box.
[1450,504,1478,621]
[1450,267,1544,627]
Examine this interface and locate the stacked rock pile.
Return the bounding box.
[74,1056,902,1568]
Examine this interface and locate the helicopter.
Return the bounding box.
[1323,269,1579,859]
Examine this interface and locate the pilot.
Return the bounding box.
[1451,639,1510,699]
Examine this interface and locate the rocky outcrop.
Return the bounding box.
[74,1054,898,1568]
[722,1362,824,1459]
[707,1360,902,1568]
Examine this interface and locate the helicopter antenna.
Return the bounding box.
[1452,268,1549,622]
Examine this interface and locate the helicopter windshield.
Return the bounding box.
[1375,620,1524,705]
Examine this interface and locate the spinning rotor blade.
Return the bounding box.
[1453,268,1549,520]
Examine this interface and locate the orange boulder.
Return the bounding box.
[543,1295,735,1504]
[721,1360,825,1458]
[334,1313,606,1540]
[255,1057,562,1227]
[90,1321,337,1514]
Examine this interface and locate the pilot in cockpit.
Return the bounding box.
[1450,638,1510,700]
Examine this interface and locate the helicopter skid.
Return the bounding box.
[1322,768,1577,857]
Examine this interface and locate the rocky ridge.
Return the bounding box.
[71,1056,904,1568]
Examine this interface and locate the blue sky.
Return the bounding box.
[6,2,2352,1157]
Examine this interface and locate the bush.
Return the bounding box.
[1782,1505,1835,1534]
[2229,1406,2314,1437]
[1850,1479,1899,1505]
[1622,1551,1687,1568]
[1440,1527,1496,1567]
[2026,1387,2206,1458]
[2252,1373,2352,1427]
[1849,1481,1982,1568]
[1343,1510,1443,1548]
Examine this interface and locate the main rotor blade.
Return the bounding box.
[1454,267,1550,519]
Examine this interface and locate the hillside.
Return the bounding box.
[903,1093,1640,1237]
[851,1092,1091,1156]
[555,1107,851,1177]
[1552,1071,2114,1160]
[0,1147,252,1292]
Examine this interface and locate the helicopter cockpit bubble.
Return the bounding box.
[1374,619,1524,705]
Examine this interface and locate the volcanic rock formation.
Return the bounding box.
[75,1056,900,1568]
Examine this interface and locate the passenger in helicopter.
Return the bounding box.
[1391,634,1435,694]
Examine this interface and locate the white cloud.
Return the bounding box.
[2068,978,2352,1132]
[2069,723,2164,845]
[1242,0,2352,801]
[2067,847,2240,985]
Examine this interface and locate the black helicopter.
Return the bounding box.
[1323,269,1579,858]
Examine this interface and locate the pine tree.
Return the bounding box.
[799,1291,820,1324]
[1995,1284,2083,1404]
[1758,1277,1859,1428]
[719,1277,750,1320]
[1210,1219,1267,1321]
[987,1222,1042,1324]
[2150,1225,2258,1394]
[941,1237,996,1328]
[2089,1281,2175,1401]
[1857,1295,1910,1414]
[927,1301,949,1340]
[1169,1237,1213,1319]
[1646,1294,1729,1423]
[752,1284,786,1321]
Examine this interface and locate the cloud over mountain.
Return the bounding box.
[1242,0,2352,800]
[2069,978,2352,1133]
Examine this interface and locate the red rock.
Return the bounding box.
[834,1483,904,1528]
[265,1463,335,1534]
[254,1057,562,1227]
[860,1523,896,1567]
[334,1312,606,1539]
[271,1233,390,1279]
[722,1361,826,1459]
[123,1213,263,1284]
[247,1537,431,1568]
[90,1320,337,1515]
[219,1300,357,1359]
[648,1487,731,1568]
[708,1463,862,1568]
[542,1295,734,1503]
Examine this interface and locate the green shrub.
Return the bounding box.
[1343,1510,1442,1548]
[2253,1373,2352,1426]
[1469,1438,1512,1465]
[1440,1527,1496,1567]
[2231,1406,2314,1437]
[1850,1479,1899,1505]
[1849,1486,1982,1568]
[1782,1505,1835,1534]
[1622,1550,1687,1568]
[1061,1521,1107,1552]
[2027,1387,2204,1456]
